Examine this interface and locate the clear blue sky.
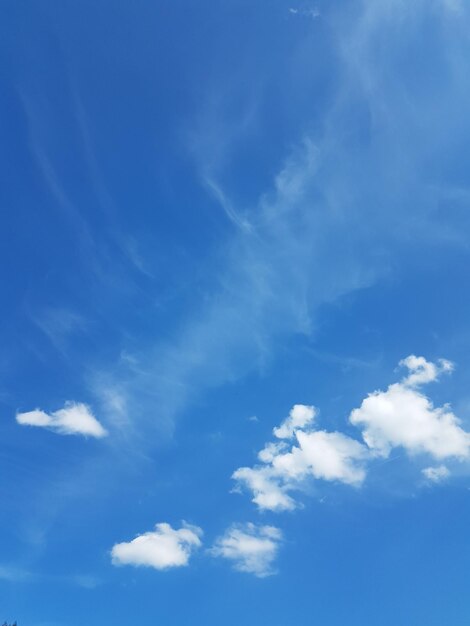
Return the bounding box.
[2,1,470,624]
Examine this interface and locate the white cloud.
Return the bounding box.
[111,522,202,570]
[288,430,368,485]
[16,402,107,438]
[258,441,288,463]
[422,465,450,483]
[350,356,470,461]
[273,404,316,439]
[211,523,282,577]
[233,357,469,512]
[399,355,453,387]
[233,404,368,511]
[232,465,296,512]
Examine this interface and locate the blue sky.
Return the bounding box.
[2,0,470,624]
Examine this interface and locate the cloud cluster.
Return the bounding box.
[234,403,369,512]
[210,523,282,578]
[234,356,470,511]
[16,402,107,438]
[111,522,203,570]
[110,521,282,578]
[105,357,470,580]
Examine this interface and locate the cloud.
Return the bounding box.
[233,404,369,511]
[233,357,470,512]
[13,0,470,449]
[422,465,450,483]
[289,430,368,485]
[95,134,381,436]
[16,402,107,438]
[233,465,297,512]
[91,0,470,434]
[204,177,252,232]
[210,523,282,577]
[273,404,316,439]
[31,307,88,353]
[350,356,470,460]
[399,355,453,387]
[289,7,320,19]
[111,522,202,570]
[0,564,32,583]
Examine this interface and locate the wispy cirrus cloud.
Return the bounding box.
[15,0,470,446]
[288,6,320,19]
[31,307,88,354]
[93,0,470,438]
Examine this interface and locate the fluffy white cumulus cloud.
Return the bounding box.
[232,465,296,512]
[290,430,368,485]
[16,402,107,438]
[232,357,469,512]
[422,465,450,483]
[350,356,470,461]
[233,404,368,511]
[273,404,316,439]
[111,522,202,570]
[210,523,282,577]
[399,355,453,388]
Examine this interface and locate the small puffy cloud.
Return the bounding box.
[16,402,107,438]
[422,465,450,483]
[350,356,470,461]
[111,522,202,570]
[399,355,453,388]
[211,523,282,577]
[233,405,368,511]
[232,465,296,512]
[273,404,316,439]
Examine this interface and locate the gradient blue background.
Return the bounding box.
[1,0,470,624]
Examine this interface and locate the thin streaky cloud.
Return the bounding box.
[204,177,253,232]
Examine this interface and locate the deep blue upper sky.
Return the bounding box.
[2,1,470,624]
